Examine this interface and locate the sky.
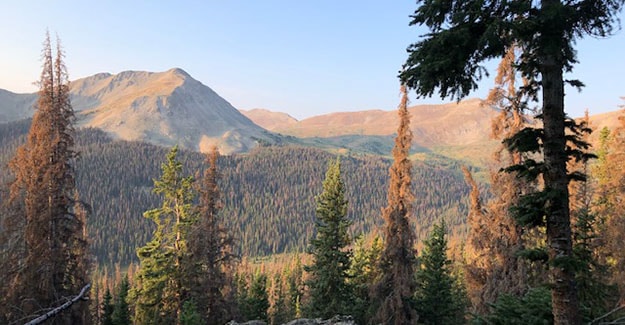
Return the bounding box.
[0,1,624,120]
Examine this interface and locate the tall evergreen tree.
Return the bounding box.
[111,275,131,325]
[131,146,196,324]
[269,272,289,325]
[348,235,383,324]
[371,84,418,324]
[463,47,535,314]
[242,272,270,322]
[102,288,114,325]
[0,32,90,324]
[286,256,304,320]
[565,112,617,320]
[304,158,352,318]
[188,146,236,324]
[401,2,624,323]
[414,221,466,325]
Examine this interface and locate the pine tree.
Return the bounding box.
[371,84,418,324]
[304,158,352,318]
[286,256,304,320]
[131,146,196,324]
[567,112,618,320]
[415,221,466,325]
[348,235,383,324]
[179,300,202,325]
[188,146,236,324]
[476,287,553,325]
[269,272,289,325]
[594,113,625,302]
[235,272,250,320]
[102,288,114,325]
[463,47,535,314]
[243,272,270,322]
[0,32,90,324]
[111,275,131,325]
[401,2,625,323]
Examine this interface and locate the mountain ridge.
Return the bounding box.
[1,68,623,161]
[0,68,276,154]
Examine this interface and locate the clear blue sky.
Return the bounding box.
[0,1,623,120]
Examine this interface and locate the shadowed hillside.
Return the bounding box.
[0,121,474,270]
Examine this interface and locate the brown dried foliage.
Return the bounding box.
[0,33,90,324]
[463,46,536,315]
[188,146,237,323]
[595,110,625,302]
[371,84,418,324]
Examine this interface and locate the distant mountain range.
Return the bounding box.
[0,68,277,154]
[1,68,622,161]
[244,98,494,147]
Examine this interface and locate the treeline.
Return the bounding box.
[90,108,625,324]
[0,120,475,270]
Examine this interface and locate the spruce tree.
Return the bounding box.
[348,235,383,324]
[131,146,196,324]
[188,146,236,324]
[568,112,617,321]
[243,272,270,322]
[401,2,625,323]
[371,84,418,324]
[102,288,114,325]
[269,272,289,325]
[476,287,553,325]
[111,275,131,325]
[0,32,90,324]
[463,47,535,314]
[286,256,304,320]
[179,300,202,325]
[304,158,352,319]
[414,221,466,325]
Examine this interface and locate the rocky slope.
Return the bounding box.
[0,68,277,154]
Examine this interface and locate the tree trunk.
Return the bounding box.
[541,56,581,325]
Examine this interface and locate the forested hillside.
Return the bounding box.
[0,119,475,270]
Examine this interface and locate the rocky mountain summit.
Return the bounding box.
[0,68,278,154]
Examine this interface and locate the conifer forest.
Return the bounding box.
[2,1,625,324]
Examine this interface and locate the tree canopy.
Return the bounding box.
[401,1,624,323]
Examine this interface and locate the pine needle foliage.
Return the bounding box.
[304,158,352,319]
[415,221,467,325]
[401,1,625,322]
[131,146,196,324]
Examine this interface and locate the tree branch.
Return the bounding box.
[590,304,625,324]
[23,283,90,325]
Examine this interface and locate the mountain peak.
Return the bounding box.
[1,69,275,154]
[166,67,191,78]
[69,69,272,154]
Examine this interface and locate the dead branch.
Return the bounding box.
[23,283,90,325]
